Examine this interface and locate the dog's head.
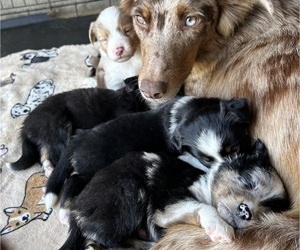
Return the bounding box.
[170,98,250,168]
[89,6,139,63]
[120,0,274,104]
[211,139,290,229]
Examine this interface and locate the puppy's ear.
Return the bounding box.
[89,22,97,44]
[124,76,139,92]
[221,98,250,123]
[170,130,182,152]
[252,139,270,164]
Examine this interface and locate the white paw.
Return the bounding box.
[203,217,235,243]
[59,208,70,227]
[44,192,58,210]
[5,162,12,169]
[42,160,54,177]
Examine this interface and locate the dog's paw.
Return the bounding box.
[59,208,70,227]
[203,217,235,243]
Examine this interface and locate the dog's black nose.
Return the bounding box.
[237,203,252,220]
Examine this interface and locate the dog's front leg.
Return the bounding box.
[197,203,235,243]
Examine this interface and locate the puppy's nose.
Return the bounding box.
[237,203,252,220]
[140,79,167,99]
[115,47,124,56]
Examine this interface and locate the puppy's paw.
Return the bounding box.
[59,208,70,227]
[44,192,58,210]
[5,162,12,169]
[198,205,235,243]
[42,160,54,177]
[203,217,235,243]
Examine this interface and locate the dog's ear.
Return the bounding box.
[89,22,97,44]
[119,0,136,15]
[217,2,254,37]
[221,98,250,123]
[217,1,275,37]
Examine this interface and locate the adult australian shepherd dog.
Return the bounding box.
[119,0,299,249]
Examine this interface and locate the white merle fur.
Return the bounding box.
[60,140,290,249]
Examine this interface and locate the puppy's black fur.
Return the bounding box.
[61,140,290,250]
[10,76,149,170]
[45,97,251,211]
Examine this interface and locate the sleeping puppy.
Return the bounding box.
[9,77,149,175]
[59,140,290,250]
[89,6,141,90]
[45,97,251,225]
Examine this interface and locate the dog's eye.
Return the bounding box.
[185,16,198,27]
[135,15,146,25]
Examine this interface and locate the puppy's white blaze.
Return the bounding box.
[154,200,202,228]
[178,152,209,173]
[196,129,223,163]
[44,193,58,210]
[169,96,194,134]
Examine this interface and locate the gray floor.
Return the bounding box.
[1,14,98,57]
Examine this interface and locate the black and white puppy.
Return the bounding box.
[9,76,149,175]
[45,97,251,224]
[60,140,290,250]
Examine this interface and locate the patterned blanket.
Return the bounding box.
[0,44,99,250]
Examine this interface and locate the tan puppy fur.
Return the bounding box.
[119,0,299,249]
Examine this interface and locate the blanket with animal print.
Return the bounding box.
[0,44,99,250]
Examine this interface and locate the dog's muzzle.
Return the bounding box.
[237,203,252,220]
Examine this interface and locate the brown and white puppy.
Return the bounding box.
[89,6,141,90]
[119,0,299,249]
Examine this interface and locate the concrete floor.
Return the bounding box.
[1,14,98,57]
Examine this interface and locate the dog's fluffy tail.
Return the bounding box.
[150,209,299,250]
[45,151,73,209]
[59,216,86,250]
[9,135,40,170]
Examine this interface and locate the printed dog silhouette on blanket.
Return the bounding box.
[0,172,52,235]
[21,48,58,67]
[11,79,55,118]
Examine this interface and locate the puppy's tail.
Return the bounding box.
[45,150,73,209]
[59,216,86,250]
[150,208,299,250]
[9,135,40,170]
